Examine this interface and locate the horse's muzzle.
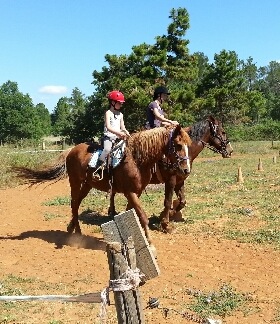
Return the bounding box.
[221,142,233,158]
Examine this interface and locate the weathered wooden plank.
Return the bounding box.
[114,209,160,281]
[101,219,122,243]
[101,209,160,281]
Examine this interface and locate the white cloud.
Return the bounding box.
[38,85,68,94]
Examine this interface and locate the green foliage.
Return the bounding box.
[1,8,280,142]
[226,229,280,246]
[85,7,198,136]
[227,120,280,141]
[43,196,70,206]
[43,212,64,221]
[0,147,61,188]
[0,81,52,143]
[186,284,252,318]
[51,97,71,136]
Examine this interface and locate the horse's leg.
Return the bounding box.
[169,182,186,222]
[159,175,177,233]
[174,182,186,211]
[67,180,92,234]
[108,192,117,219]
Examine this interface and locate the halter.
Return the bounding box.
[201,120,230,156]
[159,129,190,173]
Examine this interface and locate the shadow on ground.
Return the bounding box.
[0,229,106,251]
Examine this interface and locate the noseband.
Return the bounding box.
[201,120,230,156]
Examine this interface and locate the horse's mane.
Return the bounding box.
[187,120,209,142]
[126,127,172,165]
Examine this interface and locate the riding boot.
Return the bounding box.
[92,159,105,181]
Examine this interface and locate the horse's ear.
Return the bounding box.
[207,115,215,122]
[172,124,182,137]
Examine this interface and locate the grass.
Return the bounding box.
[43,197,71,206]
[43,212,64,221]
[0,146,63,188]
[1,141,280,322]
[273,304,280,322]
[0,274,101,324]
[185,284,255,319]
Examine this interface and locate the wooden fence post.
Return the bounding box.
[237,166,244,183]
[257,157,264,171]
[107,238,144,323]
[102,209,160,323]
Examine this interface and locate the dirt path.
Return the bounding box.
[0,181,279,323]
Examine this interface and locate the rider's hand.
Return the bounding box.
[120,130,130,139]
[171,120,179,126]
[118,132,127,140]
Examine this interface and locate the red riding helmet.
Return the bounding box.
[107,90,125,103]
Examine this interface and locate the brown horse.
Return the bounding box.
[11,125,192,248]
[108,116,233,233]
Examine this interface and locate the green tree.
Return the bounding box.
[86,7,198,134]
[68,88,89,143]
[256,61,280,120]
[196,50,250,124]
[245,90,267,123]
[35,103,52,136]
[0,80,48,142]
[51,97,71,136]
[241,56,258,91]
[237,57,267,122]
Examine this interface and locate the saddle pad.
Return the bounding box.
[88,150,102,168]
[111,140,126,168]
[88,140,126,169]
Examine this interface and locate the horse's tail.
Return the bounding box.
[11,148,72,185]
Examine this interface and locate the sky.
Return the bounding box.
[1,0,280,112]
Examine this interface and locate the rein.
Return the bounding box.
[200,140,225,155]
[201,120,230,156]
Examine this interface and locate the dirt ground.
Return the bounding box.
[0,180,279,324]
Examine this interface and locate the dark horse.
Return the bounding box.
[108,116,233,233]
[11,125,192,248]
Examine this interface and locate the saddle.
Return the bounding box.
[88,139,126,175]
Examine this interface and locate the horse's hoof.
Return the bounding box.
[169,211,184,222]
[74,227,82,235]
[67,223,74,234]
[161,222,174,234]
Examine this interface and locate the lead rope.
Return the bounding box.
[200,141,223,155]
[99,267,145,323]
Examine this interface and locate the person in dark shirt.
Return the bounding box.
[145,86,179,129]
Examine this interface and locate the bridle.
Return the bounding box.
[201,120,230,156]
[159,129,190,173]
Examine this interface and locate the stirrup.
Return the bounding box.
[92,164,104,181]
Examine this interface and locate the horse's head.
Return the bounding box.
[205,116,233,158]
[165,125,192,175]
